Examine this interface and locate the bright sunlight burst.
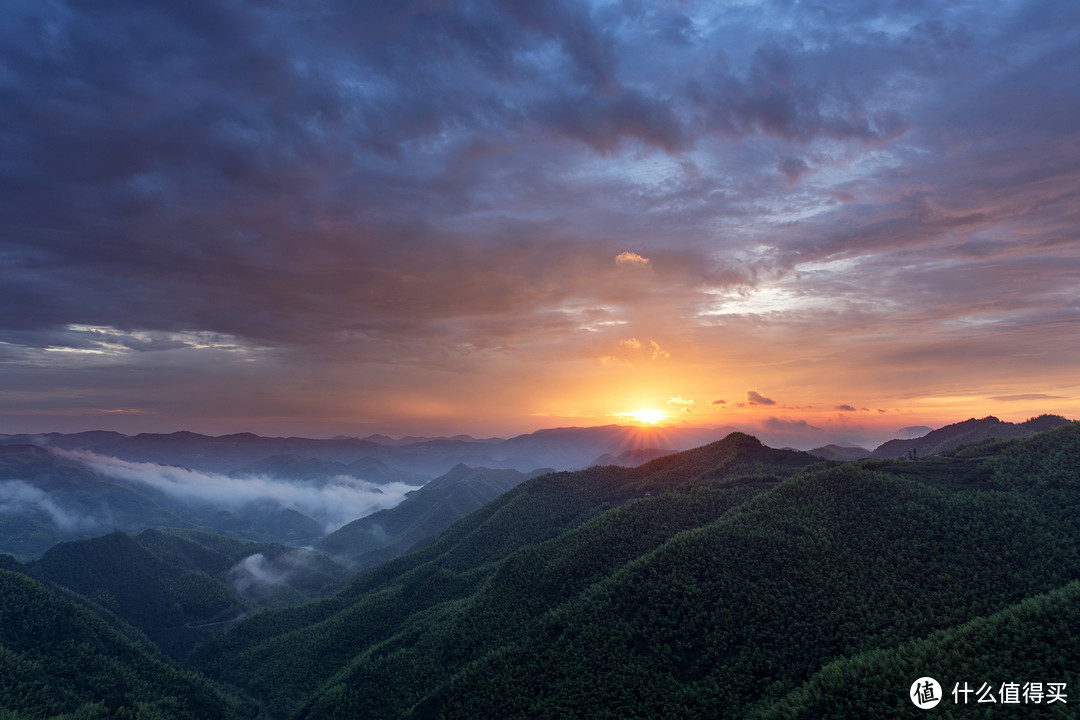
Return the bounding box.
[628,409,666,424]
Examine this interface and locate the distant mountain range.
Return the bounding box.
[6,417,1069,480]
[228,453,427,486]
[2,415,1072,562]
[0,424,726,475]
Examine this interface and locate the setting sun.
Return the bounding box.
[628,409,666,424]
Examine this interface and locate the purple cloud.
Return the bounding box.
[747,391,777,406]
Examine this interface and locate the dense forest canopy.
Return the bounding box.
[2,421,1078,718]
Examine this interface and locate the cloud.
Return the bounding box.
[615,251,650,266]
[601,338,669,366]
[59,451,421,533]
[750,417,826,449]
[762,417,822,432]
[227,549,332,598]
[1,0,1079,437]
[747,391,776,406]
[228,553,290,597]
[835,404,857,412]
[0,480,103,533]
[668,397,694,414]
[712,399,727,406]
[778,156,810,183]
[989,394,1068,402]
[533,89,687,154]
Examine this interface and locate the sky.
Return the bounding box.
[1,0,1078,448]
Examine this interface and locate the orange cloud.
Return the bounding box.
[615,251,650,266]
[599,338,670,367]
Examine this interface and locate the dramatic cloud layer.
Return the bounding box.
[1,0,1077,439]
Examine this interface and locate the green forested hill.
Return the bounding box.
[0,568,244,719]
[192,424,1080,720]
[25,529,351,660]
[0,445,187,559]
[194,434,819,717]
[754,580,1080,719]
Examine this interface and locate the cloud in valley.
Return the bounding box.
[227,549,335,598]
[60,451,421,533]
[0,480,104,533]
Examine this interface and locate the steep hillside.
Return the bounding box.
[405,424,1080,720]
[27,529,351,659]
[0,444,187,559]
[193,424,1080,720]
[0,568,244,719]
[195,434,818,718]
[754,580,1080,718]
[317,464,545,568]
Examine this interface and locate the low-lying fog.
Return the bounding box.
[61,450,423,533]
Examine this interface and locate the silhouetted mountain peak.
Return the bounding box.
[1022,414,1070,431]
[872,414,1070,458]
